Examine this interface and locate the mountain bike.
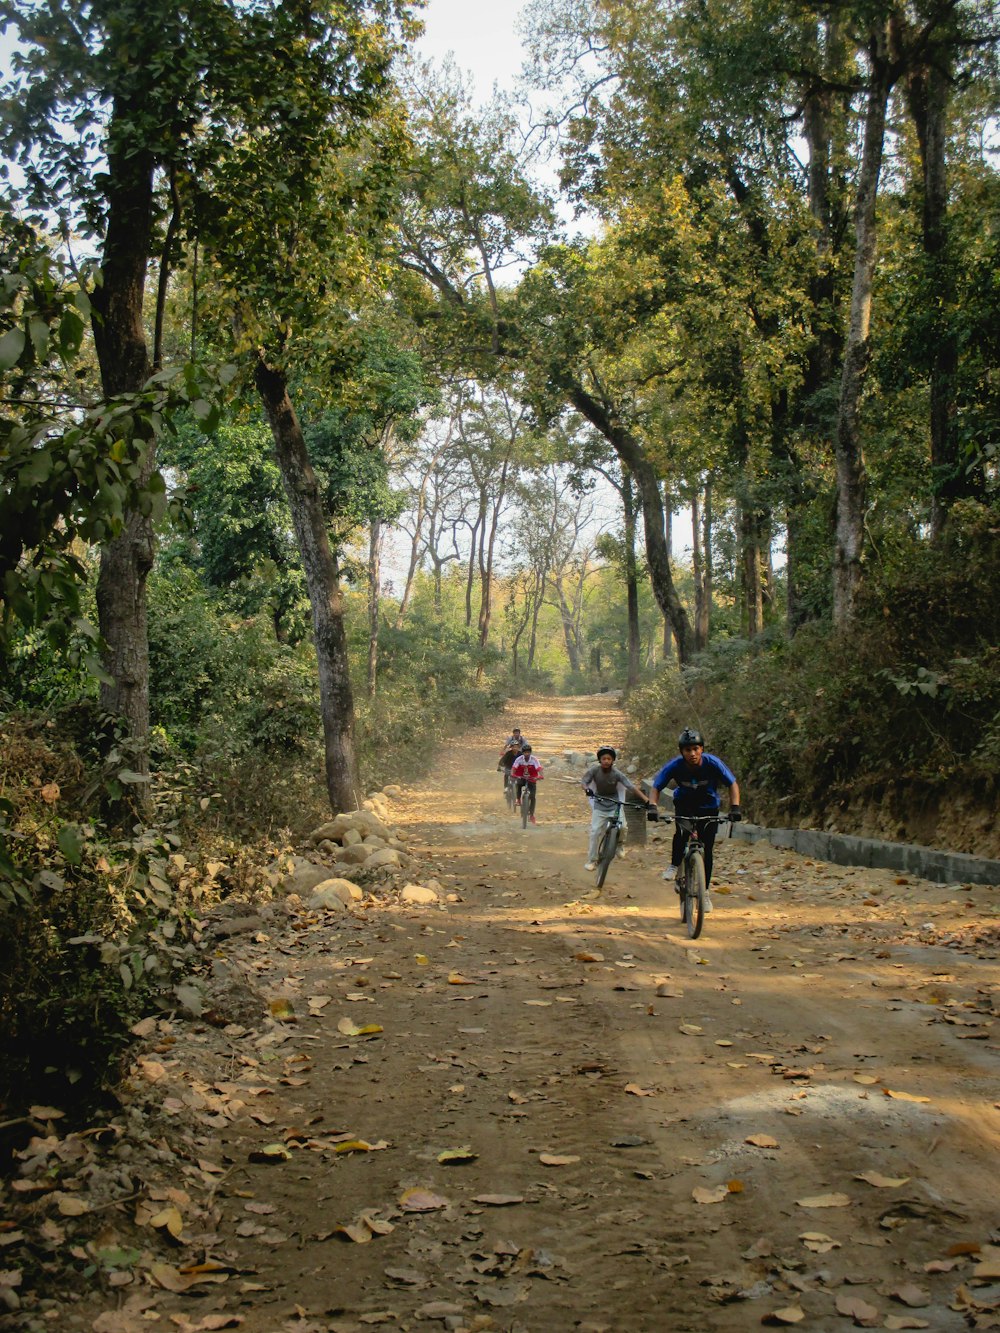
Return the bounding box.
[592,798,646,888]
[517,779,538,828]
[659,812,733,939]
[502,766,517,813]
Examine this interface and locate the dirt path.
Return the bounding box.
[42,696,1000,1332]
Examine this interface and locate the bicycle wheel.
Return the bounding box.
[596,825,618,888]
[521,787,530,828]
[505,776,516,812]
[684,853,706,939]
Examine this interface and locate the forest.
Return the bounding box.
[1,0,998,1112]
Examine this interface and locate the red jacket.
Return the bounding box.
[511,755,543,784]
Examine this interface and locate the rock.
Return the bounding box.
[337,843,373,866]
[309,884,348,910]
[362,835,388,851]
[387,837,407,852]
[383,784,402,798]
[365,847,403,870]
[318,839,339,856]
[400,883,439,904]
[342,827,363,847]
[329,862,359,880]
[363,794,391,821]
[204,915,264,939]
[272,856,332,897]
[310,810,392,845]
[173,981,204,1018]
[311,877,362,906]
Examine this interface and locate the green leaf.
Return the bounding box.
[28,316,49,360]
[0,326,26,370]
[117,769,151,784]
[57,825,84,865]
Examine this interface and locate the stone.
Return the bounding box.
[311,877,362,905]
[310,810,391,845]
[365,847,403,870]
[341,827,363,847]
[362,835,388,851]
[337,844,373,866]
[383,784,402,798]
[318,839,339,856]
[271,857,331,897]
[400,883,439,904]
[309,884,349,910]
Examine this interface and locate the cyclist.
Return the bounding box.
[498,728,527,798]
[581,745,652,871]
[510,744,543,824]
[649,728,741,912]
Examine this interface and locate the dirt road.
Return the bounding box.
[60,695,1000,1332]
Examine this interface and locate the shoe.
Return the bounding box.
[704,894,713,913]
[662,867,676,881]
[529,815,536,824]
[584,861,596,871]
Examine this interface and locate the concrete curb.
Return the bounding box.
[731,822,1000,887]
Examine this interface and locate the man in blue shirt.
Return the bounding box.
[649,728,742,910]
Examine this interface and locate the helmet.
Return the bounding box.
[678,728,704,750]
[596,745,616,760]
[520,743,531,753]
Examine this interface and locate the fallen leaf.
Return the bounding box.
[415,954,429,966]
[333,1139,388,1155]
[678,1023,703,1035]
[538,1154,580,1167]
[149,1206,184,1238]
[248,1144,291,1163]
[796,1193,851,1209]
[834,1293,879,1323]
[28,1105,65,1120]
[268,998,296,1022]
[746,1135,779,1149]
[855,1171,910,1188]
[337,1018,383,1037]
[972,1246,1000,1279]
[800,1231,841,1253]
[55,1195,90,1217]
[655,984,684,997]
[891,1284,931,1308]
[437,1146,478,1165]
[761,1306,805,1325]
[884,1318,930,1331]
[574,951,604,962]
[624,1083,656,1097]
[884,1088,930,1104]
[472,1194,524,1206]
[524,999,552,1006]
[448,973,475,985]
[853,1073,879,1085]
[398,1189,449,1212]
[692,1185,729,1204]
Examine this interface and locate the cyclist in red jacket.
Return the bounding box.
[510,745,543,824]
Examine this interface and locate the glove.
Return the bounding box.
[646,806,659,822]
[729,806,742,822]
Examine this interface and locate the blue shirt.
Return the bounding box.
[652,753,736,813]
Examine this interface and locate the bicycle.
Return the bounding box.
[591,797,646,888]
[657,812,733,939]
[517,778,538,828]
[501,766,517,813]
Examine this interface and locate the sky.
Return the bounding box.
[414,0,529,97]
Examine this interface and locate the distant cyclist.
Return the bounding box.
[510,744,543,824]
[498,727,527,797]
[649,728,741,912]
[580,745,652,871]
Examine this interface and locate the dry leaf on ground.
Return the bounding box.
[796,1192,851,1208]
[746,1134,779,1148]
[855,1170,910,1188]
[692,1185,729,1205]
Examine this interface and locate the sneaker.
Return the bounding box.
[529,815,536,824]
[704,895,713,914]
[583,861,596,871]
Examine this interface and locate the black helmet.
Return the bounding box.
[520,742,531,753]
[678,728,704,750]
[596,745,616,760]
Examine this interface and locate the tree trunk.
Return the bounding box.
[906,47,960,536]
[702,480,713,644]
[465,509,481,628]
[567,386,693,660]
[91,126,156,814]
[692,490,706,651]
[622,470,641,688]
[833,20,894,623]
[367,516,382,699]
[254,356,358,814]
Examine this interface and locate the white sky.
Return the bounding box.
[414,0,529,96]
